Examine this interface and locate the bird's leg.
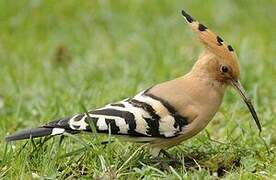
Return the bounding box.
[159,149,172,159]
[159,149,182,166]
[100,140,114,145]
[147,149,181,167]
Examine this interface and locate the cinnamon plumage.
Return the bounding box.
[5,10,261,157]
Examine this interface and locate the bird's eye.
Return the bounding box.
[221,65,229,73]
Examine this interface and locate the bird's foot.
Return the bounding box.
[146,149,181,167]
[159,149,181,166]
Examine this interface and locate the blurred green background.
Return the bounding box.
[0,0,275,179]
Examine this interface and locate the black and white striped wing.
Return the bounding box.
[64,90,189,138]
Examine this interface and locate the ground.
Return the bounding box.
[0,0,275,179]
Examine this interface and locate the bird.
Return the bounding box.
[5,10,261,157]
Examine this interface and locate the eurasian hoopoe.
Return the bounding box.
[5,10,261,157]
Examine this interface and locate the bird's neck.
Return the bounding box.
[186,69,227,96]
[148,72,226,121]
[190,52,218,77]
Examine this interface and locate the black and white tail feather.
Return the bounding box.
[5,89,188,142]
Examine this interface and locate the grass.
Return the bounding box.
[0,0,275,179]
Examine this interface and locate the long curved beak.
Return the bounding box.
[231,79,262,132]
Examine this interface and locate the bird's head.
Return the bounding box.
[181,10,261,132]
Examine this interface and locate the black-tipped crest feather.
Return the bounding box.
[180,9,239,73]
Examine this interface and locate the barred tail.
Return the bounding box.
[5,116,78,142]
[5,127,63,142]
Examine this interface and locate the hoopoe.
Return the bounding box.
[5,10,261,157]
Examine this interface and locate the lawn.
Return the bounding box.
[0,0,275,179]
